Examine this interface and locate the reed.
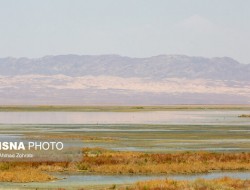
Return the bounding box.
[120,177,250,190]
[78,148,250,174]
[0,167,55,182]
[239,114,250,118]
[1,148,250,182]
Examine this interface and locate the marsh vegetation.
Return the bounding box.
[121,177,250,190]
[239,114,250,118]
[1,105,250,112]
[0,106,250,188]
[1,148,250,182]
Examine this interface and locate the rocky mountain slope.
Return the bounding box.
[0,54,249,105]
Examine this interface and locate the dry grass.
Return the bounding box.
[0,167,55,182]
[121,177,250,190]
[239,114,250,118]
[1,148,250,182]
[0,161,76,172]
[1,105,250,112]
[78,148,250,174]
[0,161,71,182]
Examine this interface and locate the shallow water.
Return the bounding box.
[1,120,250,152]
[1,171,250,189]
[0,110,250,188]
[0,110,250,125]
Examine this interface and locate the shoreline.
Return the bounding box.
[1,105,250,112]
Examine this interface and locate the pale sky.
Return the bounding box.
[0,0,249,63]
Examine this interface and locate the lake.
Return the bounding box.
[0,109,250,188]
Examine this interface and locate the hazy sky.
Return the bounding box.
[0,0,249,63]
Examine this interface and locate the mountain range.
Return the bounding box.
[0,54,249,105]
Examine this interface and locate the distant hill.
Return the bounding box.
[0,54,250,81]
[0,54,249,105]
